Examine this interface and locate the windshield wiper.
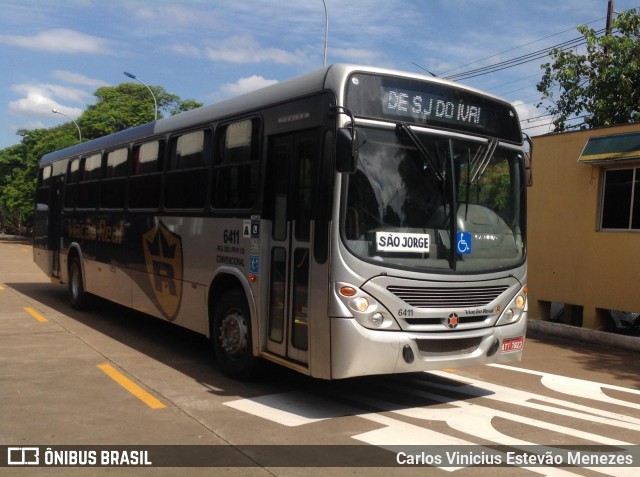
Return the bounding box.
[396,123,445,182]
[469,138,498,184]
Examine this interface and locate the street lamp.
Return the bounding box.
[124,71,158,121]
[52,108,82,142]
[322,0,328,67]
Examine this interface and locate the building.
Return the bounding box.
[528,123,640,330]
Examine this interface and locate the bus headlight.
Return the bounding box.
[495,286,528,326]
[371,313,384,326]
[350,297,370,312]
[336,282,400,330]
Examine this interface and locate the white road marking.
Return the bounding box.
[224,369,640,476]
[489,363,640,410]
[223,391,356,427]
[427,370,640,430]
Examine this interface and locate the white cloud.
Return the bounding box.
[9,83,88,119]
[217,76,278,97]
[134,5,203,27]
[0,29,112,54]
[168,43,201,57]
[13,83,90,104]
[513,100,554,137]
[52,70,109,88]
[331,47,379,63]
[203,35,305,65]
[8,69,107,121]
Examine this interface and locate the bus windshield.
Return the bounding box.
[342,126,525,273]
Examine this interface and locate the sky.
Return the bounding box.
[0,0,638,150]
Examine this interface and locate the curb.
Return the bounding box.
[0,234,31,245]
[527,319,640,353]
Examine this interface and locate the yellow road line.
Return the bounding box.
[97,364,166,409]
[24,307,48,323]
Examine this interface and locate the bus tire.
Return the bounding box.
[211,289,257,380]
[68,257,88,310]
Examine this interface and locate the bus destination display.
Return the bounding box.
[345,73,522,143]
[382,86,485,129]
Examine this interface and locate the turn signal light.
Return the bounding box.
[339,286,357,297]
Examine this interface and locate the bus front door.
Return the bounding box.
[265,132,317,365]
[34,174,63,278]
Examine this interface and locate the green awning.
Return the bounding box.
[579,131,640,164]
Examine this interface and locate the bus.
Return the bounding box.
[33,64,529,380]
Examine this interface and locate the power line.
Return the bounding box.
[521,114,589,132]
[484,72,541,93]
[418,6,640,84]
[520,112,554,123]
[437,17,606,76]
[443,29,605,81]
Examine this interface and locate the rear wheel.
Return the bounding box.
[68,257,88,310]
[212,289,257,380]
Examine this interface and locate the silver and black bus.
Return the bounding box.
[34,64,529,380]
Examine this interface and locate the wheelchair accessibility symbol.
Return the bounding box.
[456,232,472,255]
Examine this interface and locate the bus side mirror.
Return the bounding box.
[524,134,533,187]
[525,152,532,186]
[336,127,358,174]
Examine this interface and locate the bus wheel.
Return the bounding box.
[212,289,256,380]
[68,257,87,310]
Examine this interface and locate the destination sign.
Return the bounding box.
[376,231,430,253]
[382,86,484,128]
[345,73,522,143]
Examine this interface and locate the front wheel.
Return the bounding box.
[211,289,257,380]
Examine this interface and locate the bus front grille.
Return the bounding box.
[388,285,508,308]
[415,337,482,357]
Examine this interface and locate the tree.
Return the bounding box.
[0,83,202,233]
[80,83,202,138]
[537,9,640,132]
[0,128,74,232]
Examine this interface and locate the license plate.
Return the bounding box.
[501,337,524,352]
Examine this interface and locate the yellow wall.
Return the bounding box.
[528,123,640,329]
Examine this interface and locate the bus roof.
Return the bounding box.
[40,66,333,166]
[40,64,516,166]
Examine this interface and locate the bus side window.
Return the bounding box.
[64,158,80,209]
[102,148,128,209]
[105,148,128,178]
[165,130,211,209]
[39,165,52,187]
[212,118,260,209]
[129,140,164,209]
[77,153,102,209]
[36,165,53,208]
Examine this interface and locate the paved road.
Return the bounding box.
[1,236,639,476]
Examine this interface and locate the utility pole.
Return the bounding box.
[605,0,614,37]
[604,0,614,56]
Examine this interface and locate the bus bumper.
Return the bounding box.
[330,314,527,379]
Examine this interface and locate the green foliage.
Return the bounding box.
[0,143,35,232]
[537,9,640,132]
[458,160,510,215]
[0,83,203,233]
[81,83,202,137]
